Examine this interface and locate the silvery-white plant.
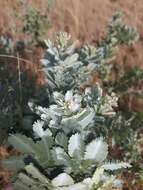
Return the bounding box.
[4,131,130,190]
[3,12,139,190]
[30,84,118,140]
[40,12,138,93]
[4,87,130,189]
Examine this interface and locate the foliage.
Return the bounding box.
[22,4,52,45]
[0,35,14,54]
[3,114,130,189]
[11,164,126,190]
[41,12,138,93]
[0,46,48,146]
[0,1,54,144]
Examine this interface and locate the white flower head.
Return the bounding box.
[85,87,92,95]
[28,101,34,111]
[99,92,118,116]
[65,90,73,102]
[33,120,45,137]
[33,120,51,138]
[65,90,81,113]
[68,100,81,113]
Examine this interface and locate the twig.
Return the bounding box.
[17,53,22,103]
[0,54,35,66]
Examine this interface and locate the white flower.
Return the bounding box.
[107,93,118,107]
[41,113,49,121]
[74,94,82,104]
[65,91,73,102]
[35,106,49,117]
[33,120,44,128]
[33,120,51,138]
[28,101,34,111]
[99,93,118,116]
[85,87,91,95]
[68,100,81,112]
[65,91,81,113]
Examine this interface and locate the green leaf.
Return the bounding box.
[52,147,70,166]
[55,132,68,150]
[13,180,30,190]
[2,156,25,173]
[64,53,79,66]
[77,110,95,129]
[90,167,104,188]
[102,162,131,171]
[25,164,50,185]
[8,134,36,154]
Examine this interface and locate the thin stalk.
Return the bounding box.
[0,54,34,66]
[17,53,22,104]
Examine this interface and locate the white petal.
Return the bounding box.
[33,120,45,137]
[65,91,73,102]
[69,101,80,112]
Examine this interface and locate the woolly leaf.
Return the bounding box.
[52,147,69,166]
[84,138,108,163]
[68,133,84,158]
[90,167,104,187]
[102,162,131,171]
[8,134,36,154]
[18,173,37,187]
[64,53,79,66]
[25,163,50,184]
[13,181,30,190]
[2,156,25,173]
[78,110,95,129]
[52,173,74,187]
[55,132,68,150]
